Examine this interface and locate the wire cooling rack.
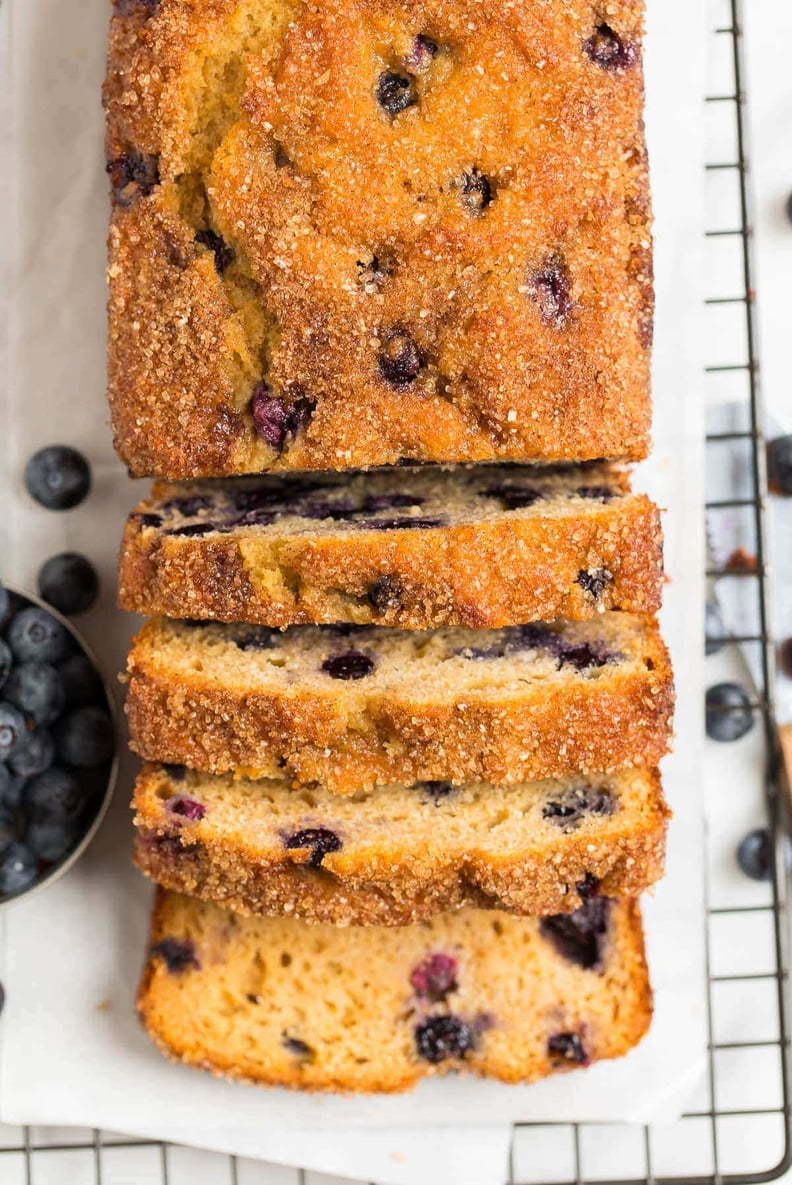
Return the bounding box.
[0,0,789,1182]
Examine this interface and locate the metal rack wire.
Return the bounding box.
[0,1,788,1182]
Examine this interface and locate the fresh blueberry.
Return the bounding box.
[540,897,610,969]
[376,71,417,117]
[284,827,342,867]
[251,383,314,451]
[166,796,206,822]
[404,34,439,72]
[321,651,375,680]
[577,568,612,600]
[0,769,25,811]
[37,553,99,616]
[0,842,38,897]
[4,663,65,726]
[457,168,493,216]
[737,828,772,881]
[705,682,754,742]
[583,23,637,71]
[542,785,616,831]
[24,767,84,821]
[0,640,11,694]
[367,575,404,615]
[767,436,792,495]
[410,953,458,1000]
[705,601,727,656]
[414,1015,475,1063]
[106,151,160,206]
[0,806,16,853]
[378,330,423,386]
[547,1031,589,1066]
[24,445,91,511]
[8,729,54,779]
[150,937,200,974]
[7,607,71,664]
[58,653,104,707]
[0,585,10,631]
[26,816,79,864]
[54,707,114,768]
[195,229,234,274]
[0,703,26,761]
[527,258,574,327]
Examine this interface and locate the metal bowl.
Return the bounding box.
[0,584,120,907]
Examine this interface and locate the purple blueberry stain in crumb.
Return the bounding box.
[540,897,611,970]
[404,34,439,72]
[166,796,206,822]
[457,168,493,216]
[378,330,423,386]
[415,780,455,804]
[483,484,545,510]
[284,827,342,868]
[367,574,405,615]
[576,873,600,899]
[542,784,616,831]
[577,568,612,600]
[151,937,200,974]
[376,71,418,117]
[234,628,277,652]
[360,493,424,513]
[410,953,458,1001]
[107,151,160,207]
[527,257,574,328]
[135,512,163,528]
[282,1033,315,1060]
[115,0,160,13]
[584,24,637,71]
[575,485,617,501]
[415,1015,475,1063]
[251,383,315,452]
[163,764,187,781]
[321,651,375,680]
[162,495,214,518]
[194,229,234,274]
[555,641,619,672]
[548,1031,589,1066]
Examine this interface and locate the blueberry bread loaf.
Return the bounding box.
[126,615,673,792]
[138,890,652,1091]
[119,465,663,629]
[133,764,669,925]
[106,0,652,478]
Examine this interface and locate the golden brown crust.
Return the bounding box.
[132,764,669,924]
[137,890,653,1091]
[125,617,674,792]
[106,0,652,477]
[118,486,664,628]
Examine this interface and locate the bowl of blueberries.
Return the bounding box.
[0,581,118,903]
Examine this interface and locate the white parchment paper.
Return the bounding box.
[0,0,709,1180]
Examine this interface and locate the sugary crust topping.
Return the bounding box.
[106,0,652,476]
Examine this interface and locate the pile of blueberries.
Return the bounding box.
[0,586,115,899]
[0,444,115,901]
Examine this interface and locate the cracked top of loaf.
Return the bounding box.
[106,0,652,478]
